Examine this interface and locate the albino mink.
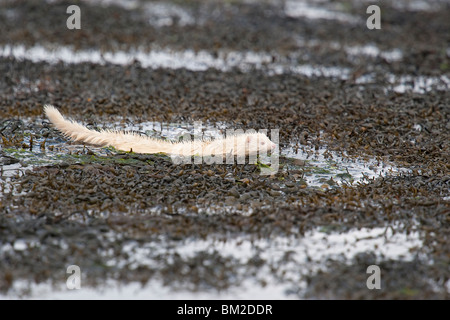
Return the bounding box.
[44,105,277,156]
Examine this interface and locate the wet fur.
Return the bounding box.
[44,105,276,156]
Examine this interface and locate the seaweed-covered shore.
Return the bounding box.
[0,0,448,299]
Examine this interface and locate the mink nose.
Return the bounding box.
[271,143,276,149]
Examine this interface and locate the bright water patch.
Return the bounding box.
[1,226,425,299]
[2,44,448,94]
[284,0,360,23]
[80,0,195,27]
[281,146,400,188]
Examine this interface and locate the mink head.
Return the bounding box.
[237,132,277,156]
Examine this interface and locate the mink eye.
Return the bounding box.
[261,142,265,145]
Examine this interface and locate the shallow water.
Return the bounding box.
[1,44,448,94]
[1,116,402,191]
[2,225,424,299]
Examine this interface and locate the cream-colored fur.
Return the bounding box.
[44,105,276,156]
